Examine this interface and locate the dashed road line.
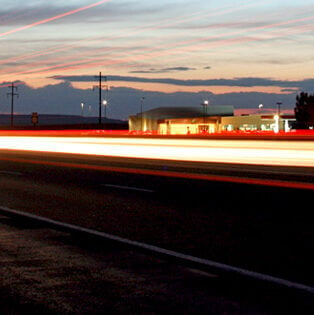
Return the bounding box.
[103,184,155,193]
[0,170,23,176]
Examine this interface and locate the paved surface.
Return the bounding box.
[0,150,313,285]
[0,149,314,312]
[0,214,292,314]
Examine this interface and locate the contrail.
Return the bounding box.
[0,0,312,80]
[0,0,111,38]
[0,0,266,77]
[0,0,256,65]
[11,14,314,78]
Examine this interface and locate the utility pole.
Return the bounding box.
[7,82,19,128]
[93,72,107,127]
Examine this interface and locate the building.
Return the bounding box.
[220,114,296,132]
[129,106,234,134]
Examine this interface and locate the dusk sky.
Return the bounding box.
[0,0,313,119]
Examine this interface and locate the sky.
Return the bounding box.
[0,0,313,119]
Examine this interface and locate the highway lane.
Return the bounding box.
[1,136,314,167]
[0,148,313,289]
[1,134,314,190]
[0,147,314,190]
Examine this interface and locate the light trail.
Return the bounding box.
[0,0,111,38]
[1,136,314,168]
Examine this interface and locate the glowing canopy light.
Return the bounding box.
[274,115,279,133]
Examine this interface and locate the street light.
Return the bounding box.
[140,97,145,132]
[102,99,108,130]
[80,102,84,116]
[102,99,108,118]
[201,100,209,131]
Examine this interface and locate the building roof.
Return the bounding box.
[134,106,234,120]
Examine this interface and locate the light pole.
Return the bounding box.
[102,99,108,118]
[140,97,145,132]
[80,102,84,116]
[276,101,282,131]
[202,100,209,132]
[102,100,108,130]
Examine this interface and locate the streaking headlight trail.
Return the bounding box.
[1,136,314,167]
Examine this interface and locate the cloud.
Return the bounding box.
[129,67,196,74]
[51,74,314,90]
[281,88,300,93]
[0,80,299,120]
[0,80,24,88]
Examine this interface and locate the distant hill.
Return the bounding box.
[0,114,128,130]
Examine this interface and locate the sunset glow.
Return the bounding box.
[0,1,313,118]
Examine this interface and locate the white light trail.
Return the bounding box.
[1,136,314,167]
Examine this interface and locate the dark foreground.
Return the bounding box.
[0,213,313,314]
[0,149,313,312]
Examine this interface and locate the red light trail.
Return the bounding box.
[1,154,314,191]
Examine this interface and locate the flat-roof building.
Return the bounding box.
[129,106,234,134]
[129,106,295,134]
[220,114,295,132]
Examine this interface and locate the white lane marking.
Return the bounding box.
[103,184,155,193]
[1,205,314,294]
[0,171,23,176]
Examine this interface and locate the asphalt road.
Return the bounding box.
[0,148,313,311]
[1,214,312,314]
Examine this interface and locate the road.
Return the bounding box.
[2,212,313,313]
[0,135,314,311]
[1,134,314,191]
[0,147,313,287]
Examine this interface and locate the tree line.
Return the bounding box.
[294,92,314,129]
